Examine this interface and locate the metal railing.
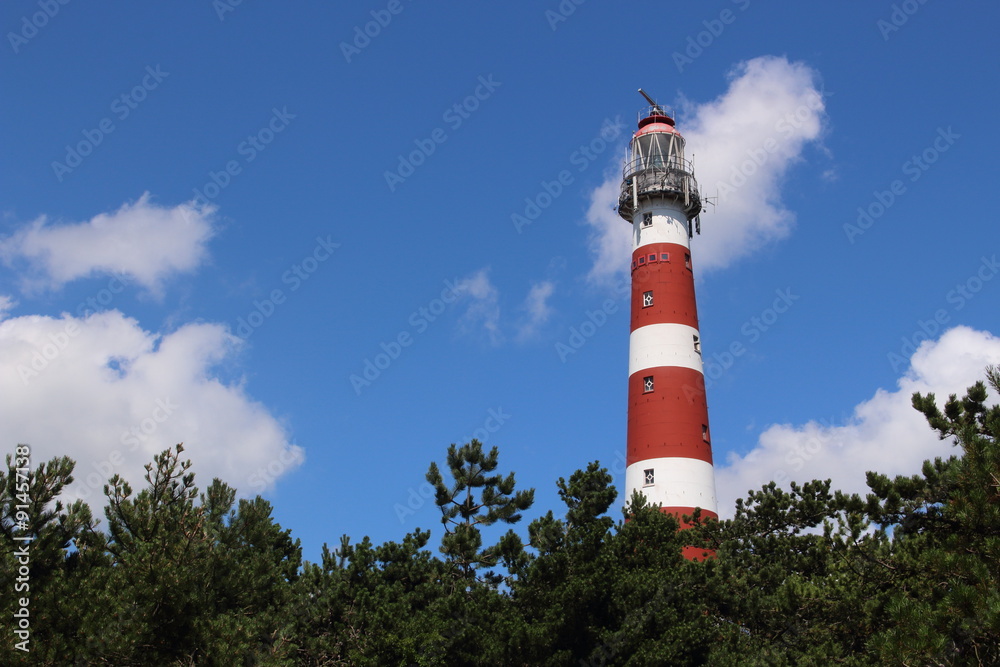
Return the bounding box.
[636,105,675,124]
[622,155,695,182]
[618,157,702,219]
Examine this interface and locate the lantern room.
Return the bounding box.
[618,91,702,225]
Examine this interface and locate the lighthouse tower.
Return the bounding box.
[618,90,718,536]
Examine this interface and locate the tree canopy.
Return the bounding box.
[2,369,998,665]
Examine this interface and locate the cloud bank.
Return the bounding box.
[0,308,303,503]
[452,269,557,346]
[715,326,1000,518]
[453,268,503,345]
[515,280,555,342]
[0,193,215,295]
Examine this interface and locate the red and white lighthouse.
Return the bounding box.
[618,90,718,536]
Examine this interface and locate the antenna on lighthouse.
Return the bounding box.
[637,88,664,115]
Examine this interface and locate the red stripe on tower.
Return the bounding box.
[618,91,718,548]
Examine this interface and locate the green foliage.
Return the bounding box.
[2,367,998,664]
[694,367,1000,666]
[862,368,1000,665]
[426,439,534,585]
[1,444,300,665]
[0,452,99,663]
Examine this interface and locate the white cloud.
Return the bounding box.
[450,271,559,345]
[584,55,828,284]
[515,280,555,342]
[715,326,1000,518]
[583,176,631,286]
[453,268,503,345]
[682,56,827,272]
[0,193,216,295]
[0,309,303,504]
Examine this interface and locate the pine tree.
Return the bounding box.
[0,451,99,664]
[425,439,534,586]
[862,366,1000,664]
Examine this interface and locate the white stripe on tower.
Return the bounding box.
[628,323,704,376]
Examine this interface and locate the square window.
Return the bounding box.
[643,468,655,486]
[643,376,654,393]
[642,212,653,227]
[693,335,701,354]
[631,260,637,270]
[660,253,669,261]
[685,253,692,270]
[648,253,656,263]
[702,424,710,442]
[638,257,645,265]
[642,291,653,308]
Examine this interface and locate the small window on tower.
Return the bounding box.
[638,256,645,265]
[642,212,653,228]
[702,424,710,442]
[685,253,692,270]
[643,291,653,308]
[660,253,669,261]
[643,468,655,486]
[643,376,654,393]
[693,335,701,354]
[648,253,656,263]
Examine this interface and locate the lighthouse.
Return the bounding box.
[618,90,718,538]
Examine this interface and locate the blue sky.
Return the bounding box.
[2,1,999,561]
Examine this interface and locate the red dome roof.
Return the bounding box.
[635,113,681,137]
